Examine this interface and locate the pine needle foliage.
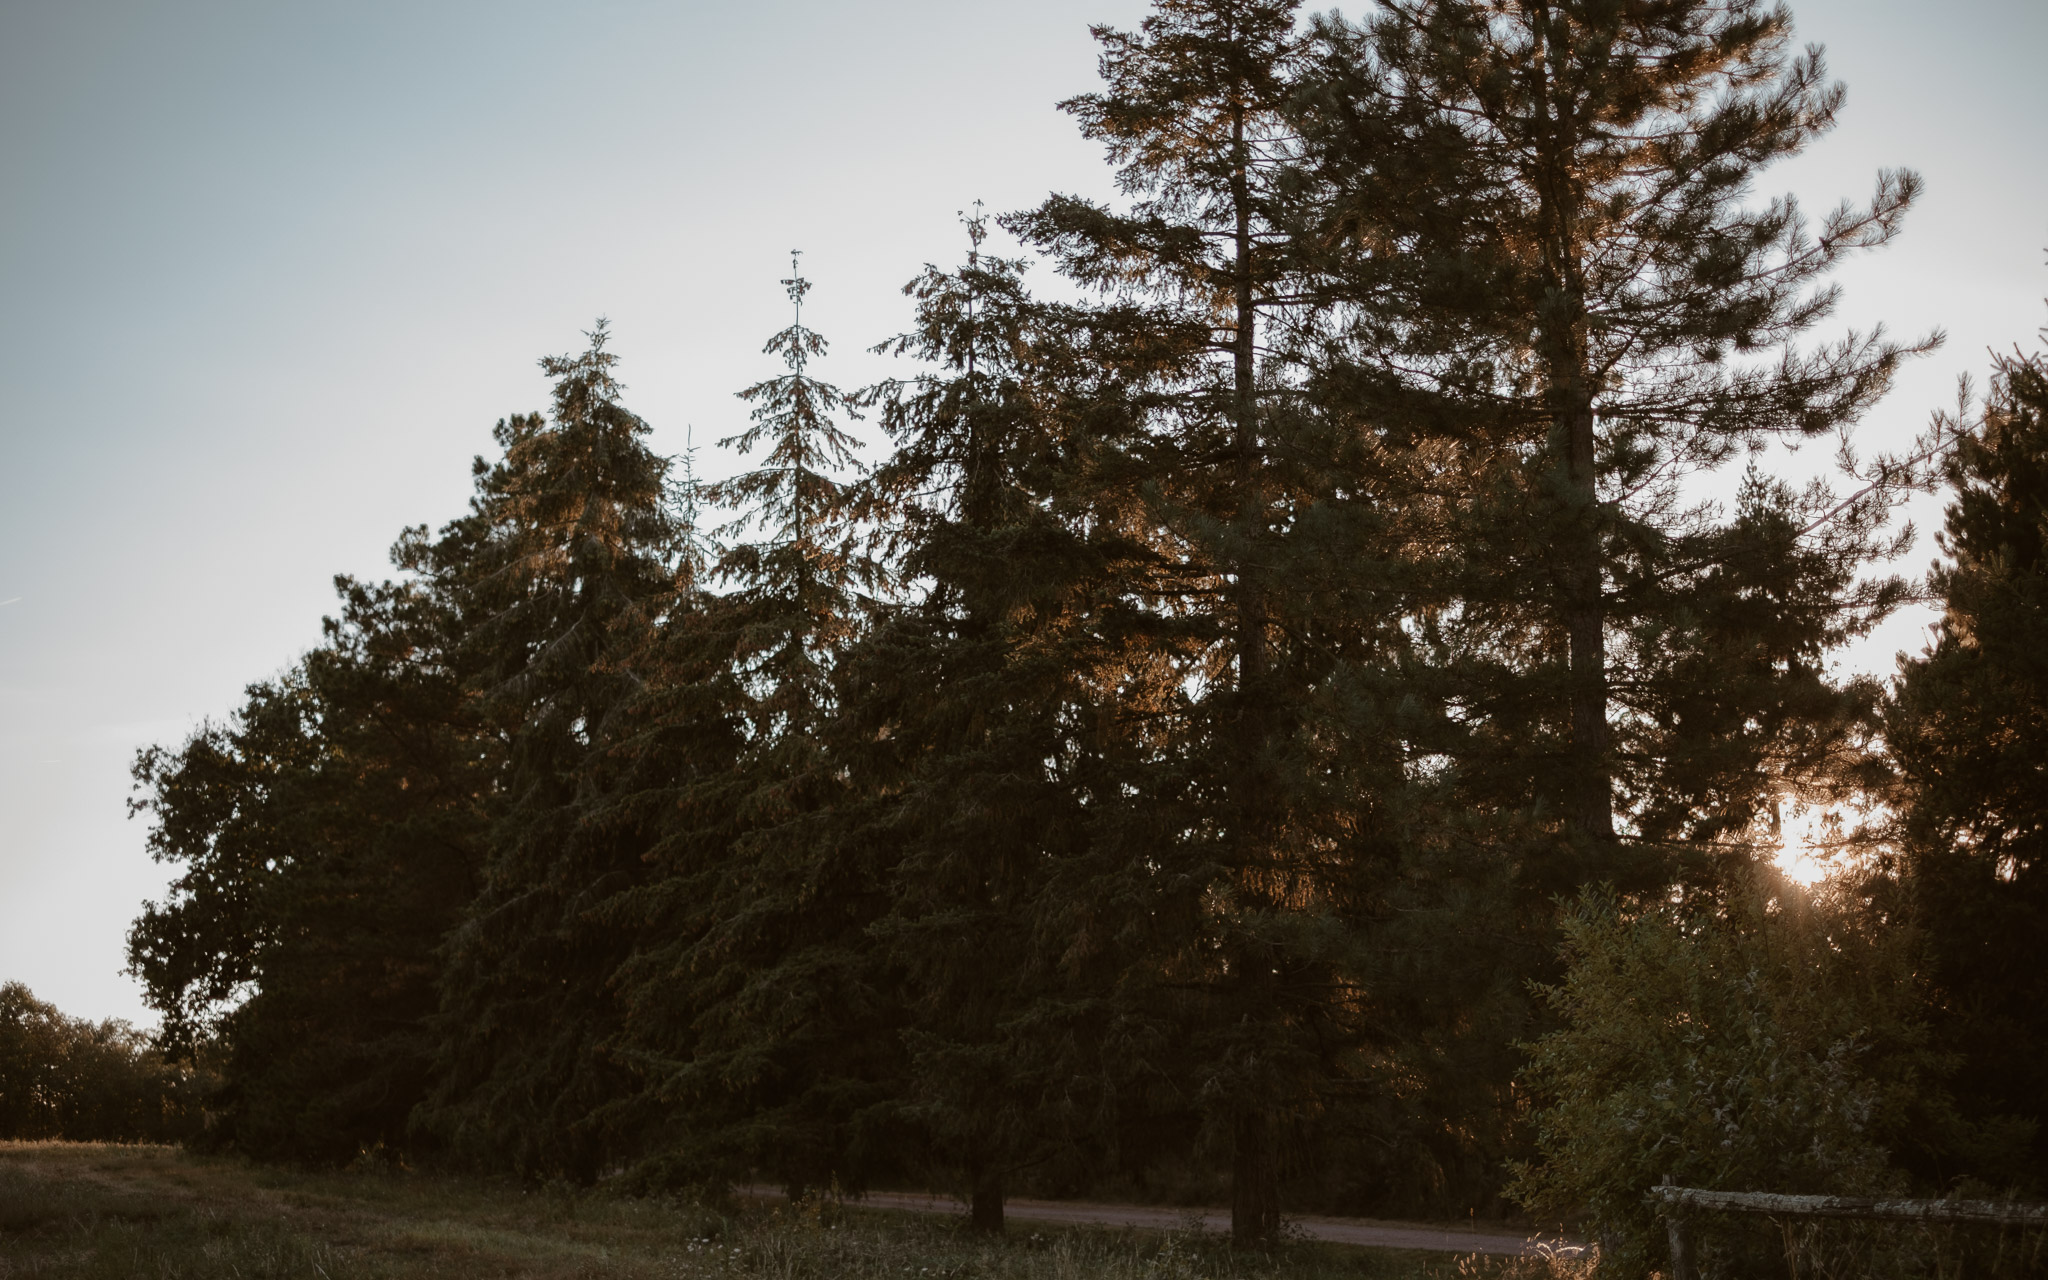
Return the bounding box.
[1293,0,1930,863]
[627,261,902,1195]
[1886,338,2048,1189]
[422,324,685,1181]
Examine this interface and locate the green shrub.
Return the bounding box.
[1508,869,1955,1276]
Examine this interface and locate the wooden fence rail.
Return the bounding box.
[1650,1182,2048,1280]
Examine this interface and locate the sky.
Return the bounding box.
[1,0,2043,1026]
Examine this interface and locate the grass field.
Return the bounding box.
[0,1143,1545,1280]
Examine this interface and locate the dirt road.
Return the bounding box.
[767,1188,1582,1258]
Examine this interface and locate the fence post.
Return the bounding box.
[1663,1176,1696,1280]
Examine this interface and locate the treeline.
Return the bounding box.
[119,0,2046,1256]
[0,983,199,1142]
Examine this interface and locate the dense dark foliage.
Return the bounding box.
[416,326,686,1179]
[100,0,2047,1264]
[128,571,485,1160]
[1886,346,2048,1189]
[0,983,198,1142]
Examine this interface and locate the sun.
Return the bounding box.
[1772,804,1835,885]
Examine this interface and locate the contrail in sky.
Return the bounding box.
[0,597,20,607]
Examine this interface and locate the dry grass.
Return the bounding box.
[0,1142,1518,1280]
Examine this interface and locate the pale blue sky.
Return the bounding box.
[2,0,2043,1024]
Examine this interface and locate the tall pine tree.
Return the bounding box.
[1886,339,2048,1188]
[422,324,685,1180]
[1014,0,1409,1240]
[623,258,900,1193]
[1268,0,1933,1209]
[1294,0,1926,867]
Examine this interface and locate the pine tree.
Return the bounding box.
[1267,2,1933,1205]
[422,324,685,1180]
[1293,0,1928,867]
[849,212,1116,1231]
[626,258,900,1193]
[1886,339,2048,1186]
[1011,0,1410,1240]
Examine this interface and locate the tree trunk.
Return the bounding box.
[969,1158,1004,1235]
[1221,103,1293,1254]
[1231,116,1267,706]
[1560,392,1613,845]
[1231,1110,1281,1245]
[1226,120,1283,1253]
[1529,33,1613,849]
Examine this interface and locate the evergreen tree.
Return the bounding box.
[852,213,1116,1231]
[623,258,899,1193]
[1886,340,2048,1187]
[1293,0,1926,865]
[600,434,755,1189]
[1014,0,1408,1240]
[422,324,685,1180]
[1273,0,1931,1206]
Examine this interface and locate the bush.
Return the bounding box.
[1507,869,1957,1276]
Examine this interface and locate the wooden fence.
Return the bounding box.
[1651,1181,2048,1280]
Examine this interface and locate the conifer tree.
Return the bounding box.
[600,432,755,1187]
[627,258,899,1193]
[1886,340,2048,1186]
[1274,0,1933,1207]
[422,324,685,1180]
[851,213,1107,1231]
[1014,0,1403,1240]
[1294,0,1927,865]
[708,258,871,736]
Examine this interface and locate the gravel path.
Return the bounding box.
[758,1188,1582,1259]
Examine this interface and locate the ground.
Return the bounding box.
[0,1142,1553,1280]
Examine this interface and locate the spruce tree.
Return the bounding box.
[599,433,755,1188]
[852,213,1110,1231]
[422,324,685,1180]
[628,258,899,1193]
[1886,340,2048,1186]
